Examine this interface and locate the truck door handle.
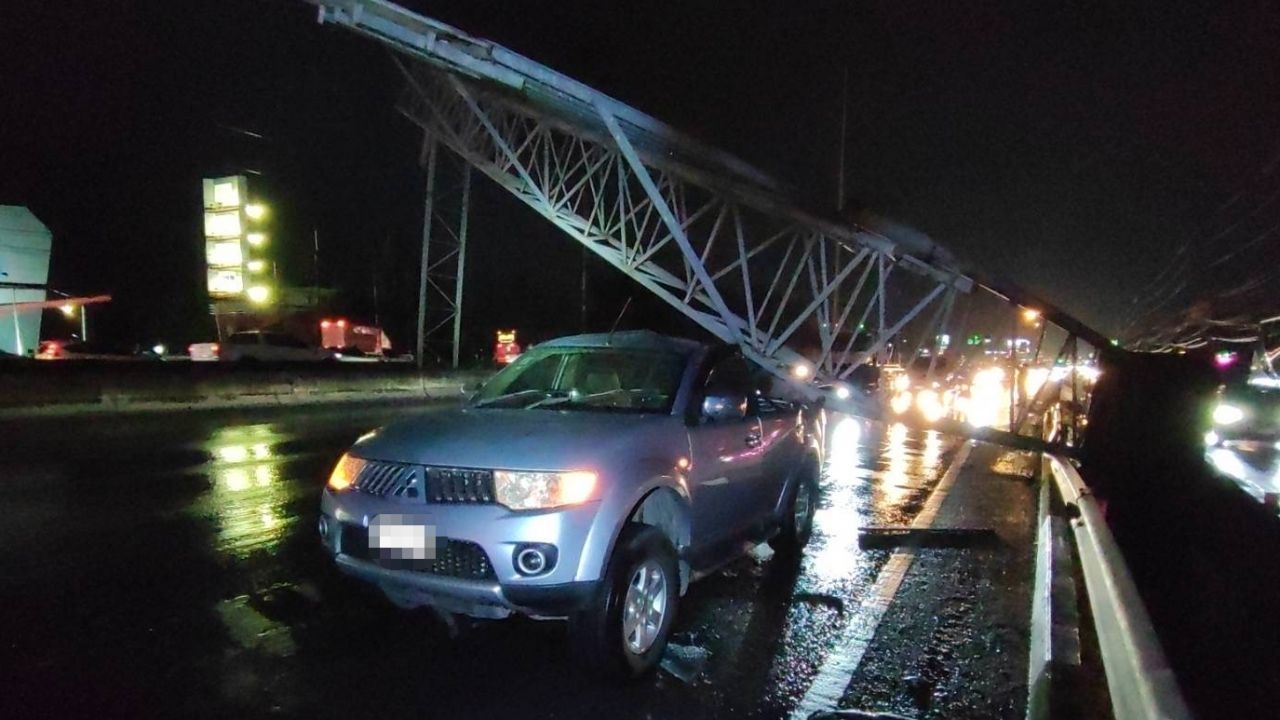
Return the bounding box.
[745,431,762,448]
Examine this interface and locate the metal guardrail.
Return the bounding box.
[1043,455,1192,720]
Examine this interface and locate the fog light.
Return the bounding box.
[318,515,330,540]
[513,544,557,576]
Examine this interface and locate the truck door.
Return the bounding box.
[687,354,766,556]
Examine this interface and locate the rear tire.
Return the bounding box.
[769,460,818,556]
[569,524,679,681]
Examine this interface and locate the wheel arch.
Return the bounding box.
[771,445,823,518]
[590,481,692,595]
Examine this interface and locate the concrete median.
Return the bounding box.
[0,360,492,418]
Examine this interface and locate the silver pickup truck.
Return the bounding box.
[319,330,821,678]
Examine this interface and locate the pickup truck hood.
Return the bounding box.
[351,406,683,471]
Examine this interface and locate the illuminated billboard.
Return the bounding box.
[202,175,270,303]
[202,176,247,299]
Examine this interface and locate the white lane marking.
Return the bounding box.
[790,440,975,720]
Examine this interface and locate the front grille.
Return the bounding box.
[340,524,496,579]
[426,467,495,504]
[354,461,418,499]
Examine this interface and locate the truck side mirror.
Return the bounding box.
[702,393,747,422]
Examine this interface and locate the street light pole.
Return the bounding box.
[1,271,19,355]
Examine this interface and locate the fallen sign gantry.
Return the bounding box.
[305,0,1112,453]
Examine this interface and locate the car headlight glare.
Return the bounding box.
[1212,403,1245,426]
[328,453,366,491]
[494,470,597,510]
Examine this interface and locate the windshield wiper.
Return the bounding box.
[525,390,576,409]
[472,388,546,408]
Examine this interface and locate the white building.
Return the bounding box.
[0,206,52,357]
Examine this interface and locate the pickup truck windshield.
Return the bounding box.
[473,346,687,413]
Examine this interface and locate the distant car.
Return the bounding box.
[1205,372,1280,451]
[188,342,220,362]
[36,339,146,361]
[217,331,335,363]
[319,331,822,678]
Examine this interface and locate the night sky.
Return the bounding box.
[2,0,1277,352]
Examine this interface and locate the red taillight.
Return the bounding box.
[321,320,332,328]
[211,343,221,355]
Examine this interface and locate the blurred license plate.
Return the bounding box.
[369,514,437,561]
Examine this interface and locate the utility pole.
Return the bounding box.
[373,235,384,331]
[312,228,320,305]
[833,67,849,335]
[837,65,848,213]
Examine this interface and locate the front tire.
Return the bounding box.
[770,461,818,556]
[569,524,679,681]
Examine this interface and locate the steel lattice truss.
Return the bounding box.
[314,0,972,399]
[400,66,972,382]
[308,0,1118,453]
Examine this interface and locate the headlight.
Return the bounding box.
[328,453,366,491]
[494,470,597,510]
[1212,403,1245,426]
[916,389,945,423]
[890,391,913,415]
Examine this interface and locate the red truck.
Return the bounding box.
[320,318,391,356]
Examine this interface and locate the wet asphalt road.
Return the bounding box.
[0,402,963,720]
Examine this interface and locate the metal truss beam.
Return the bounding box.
[311,0,976,397]
[310,0,1112,453]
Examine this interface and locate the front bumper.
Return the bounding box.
[320,488,608,619]
[333,552,598,619]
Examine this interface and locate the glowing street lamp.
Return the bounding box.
[246,285,271,304]
[56,299,88,340]
[1022,308,1041,323]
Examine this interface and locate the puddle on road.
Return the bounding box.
[189,423,300,560]
[805,418,952,594]
[668,414,962,715]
